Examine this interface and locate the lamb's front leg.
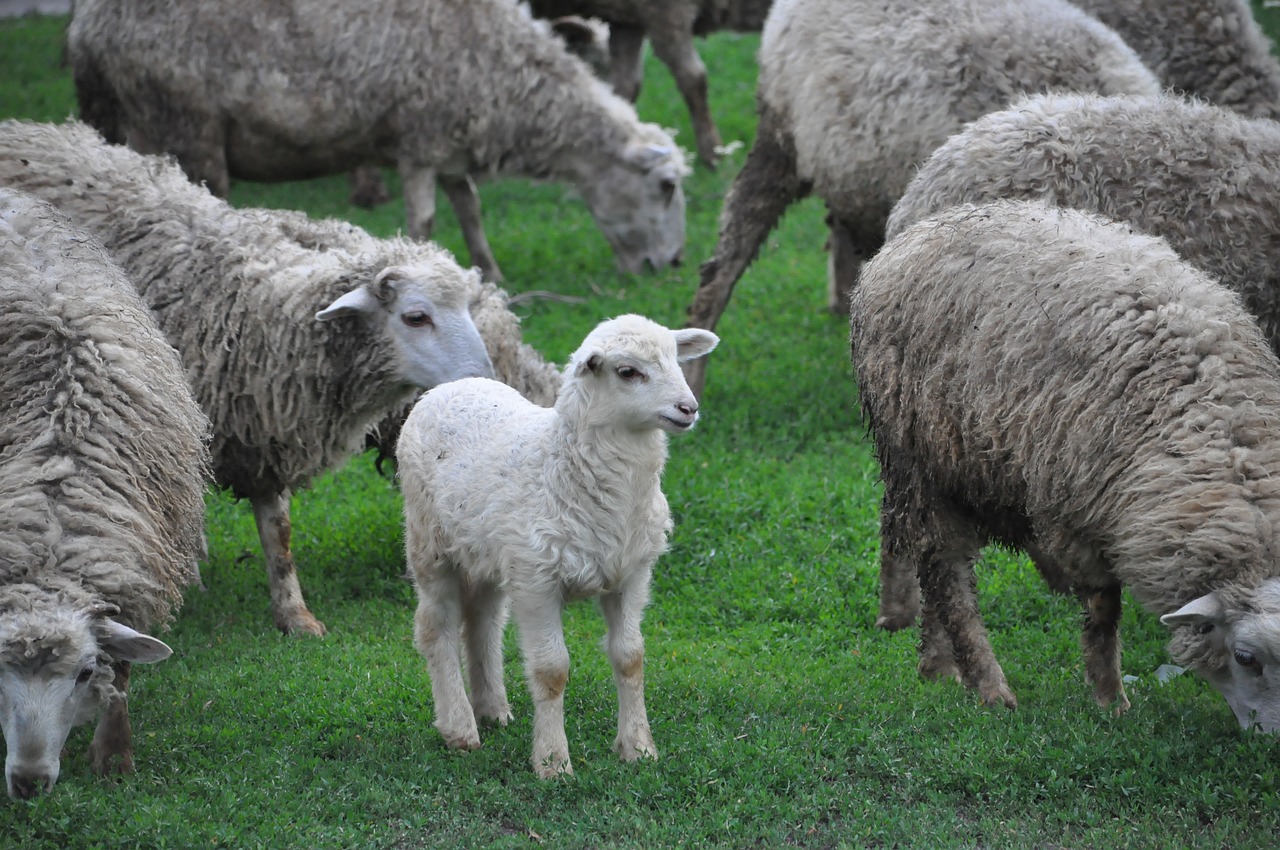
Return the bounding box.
[251,490,326,636]
[600,579,657,763]
[514,599,572,778]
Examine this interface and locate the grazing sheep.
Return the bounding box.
[68,0,689,283]
[527,0,775,165]
[0,119,540,638]
[681,0,1160,397]
[398,315,718,777]
[880,91,1280,630]
[851,200,1280,730]
[0,188,210,798]
[1071,0,1280,119]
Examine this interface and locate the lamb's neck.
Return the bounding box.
[548,419,669,498]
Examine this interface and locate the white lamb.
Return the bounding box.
[396,315,718,777]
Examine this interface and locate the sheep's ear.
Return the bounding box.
[550,16,600,50]
[574,351,604,377]
[315,286,380,321]
[1161,592,1225,628]
[98,619,173,665]
[673,328,719,362]
[624,142,674,171]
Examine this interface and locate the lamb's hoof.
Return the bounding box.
[613,737,658,763]
[277,609,327,637]
[533,755,573,779]
[438,727,481,751]
[475,705,513,727]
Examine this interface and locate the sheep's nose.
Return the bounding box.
[9,770,53,800]
[676,400,698,417]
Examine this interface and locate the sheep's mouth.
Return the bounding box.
[659,414,697,432]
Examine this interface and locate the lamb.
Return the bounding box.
[681,0,1160,397]
[1070,0,1280,120]
[0,119,560,638]
[850,199,1280,730]
[879,91,1280,631]
[397,315,718,777]
[526,0,775,165]
[67,0,689,284]
[0,189,211,798]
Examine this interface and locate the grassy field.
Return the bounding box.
[3,8,1280,849]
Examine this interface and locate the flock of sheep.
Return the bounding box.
[3,0,1280,799]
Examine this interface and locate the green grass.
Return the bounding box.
[4,9,1280,849]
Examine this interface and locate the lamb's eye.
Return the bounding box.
[75,666,94,686]
[616,365,642,381]
[402,312,434,328]
[1234,648,1260,669]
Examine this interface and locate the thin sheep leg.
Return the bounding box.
[600,581,657,763]
[683,108,807,397]
[416,569,480,750]
[88,661,133,776]
[515,600,572,778]
[647,23,720,165]
[607,23,646,102]
[826,214,882,314]
[251,490,326,637]
[399,164,438,242]
[876,491,922,631]
[439,173,504,283]
[462,580,513,727]
[1080,584,1130,715]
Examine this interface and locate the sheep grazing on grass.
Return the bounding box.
[68,0,689,283]
[1071,0,1280,120]
[681,0,1159,397]
[0,189,210,798]
[527,0,775,166]
[851,200,1280,730]
[879,91,1280,631]
[0,119,549,638]
[398,315,718,777]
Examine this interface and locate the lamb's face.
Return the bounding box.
[0,610,104,799]
[1162,579,1280,733]
[575,142,688,273]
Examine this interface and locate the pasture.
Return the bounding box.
[2,8,1279,848]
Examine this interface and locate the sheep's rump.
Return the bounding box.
[0,189,209,630]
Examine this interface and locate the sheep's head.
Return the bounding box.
[1162,578,1280,733]
[0,587,171,799]
[562,314,718,433]
[315,260,495,389]
[573,131,689,274]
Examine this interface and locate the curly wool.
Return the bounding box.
[0,120,544,501]
[851,200,1280,675]
[886,91,1280,357]
[0,189,209,634]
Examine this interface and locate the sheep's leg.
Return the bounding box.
[915,512,1016,709]
[88,661,133,777]
[607,23,646,102]
[876,491,921,631]
[399,164,438,242]
[600,581,657,763]
[439,173,504,283]
[514,600,572,778]
[826,214,882,315]
[683,107,807,398]
[647,21,720,166]
[462,580,512,727]
[415,567,480,750]
[127,120,231,198]
[251,490,326,637]
[348,165,391,209]
[1080,584,1130,715]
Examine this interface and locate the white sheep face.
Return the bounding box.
[576,143,688,274]
[1162,578,1280,733]
[315,264,495,389]
[0,611,170,799]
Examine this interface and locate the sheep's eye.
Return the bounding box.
[1234,648,1260,669]
[1195,622,1215,635]
[402,312,434,328]
[616,365,642,381]
[75,666,94,686]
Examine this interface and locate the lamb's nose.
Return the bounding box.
[676,400,698,417]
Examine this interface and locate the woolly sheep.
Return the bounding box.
[526,0,775,165]
[880,91,1280,630]
[0,119,560,638]
[681,0,1160,397]
[0,189,210,798]
[397,315,718,777]
[851,200,1280,730]
[67,0,689,283]
[1071,0,1280,119]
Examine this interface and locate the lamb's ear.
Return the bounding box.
[574,351,605,377]
[315,286,380,321]
[673,328,719,362]
[98,619,173,664]
[1160,592,1225,628]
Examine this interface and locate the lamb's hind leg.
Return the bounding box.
[251,490,326,637]
[600,577,657,763]
[462,580,512,727]
[514,599,572,778]
[414,566,480,750]
[1080,584,1129,715]
[439,173,503,283]
[88,661,133,777]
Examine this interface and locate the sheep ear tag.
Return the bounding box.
[315,287,380,322]
[1160,591,1224,628]
[673,328,719,362]
[99,619,173,664]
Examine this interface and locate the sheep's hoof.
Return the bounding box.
[475,705,513,727]
[277,609,327,638]
[917,654,960,683]
[613,737,658,763]
[979,684,1018,711]
[1097,690,1131,717]
[439,728,481,751]
[90,746,134,778]
[533,755,573,779]
[875,611,918,631]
